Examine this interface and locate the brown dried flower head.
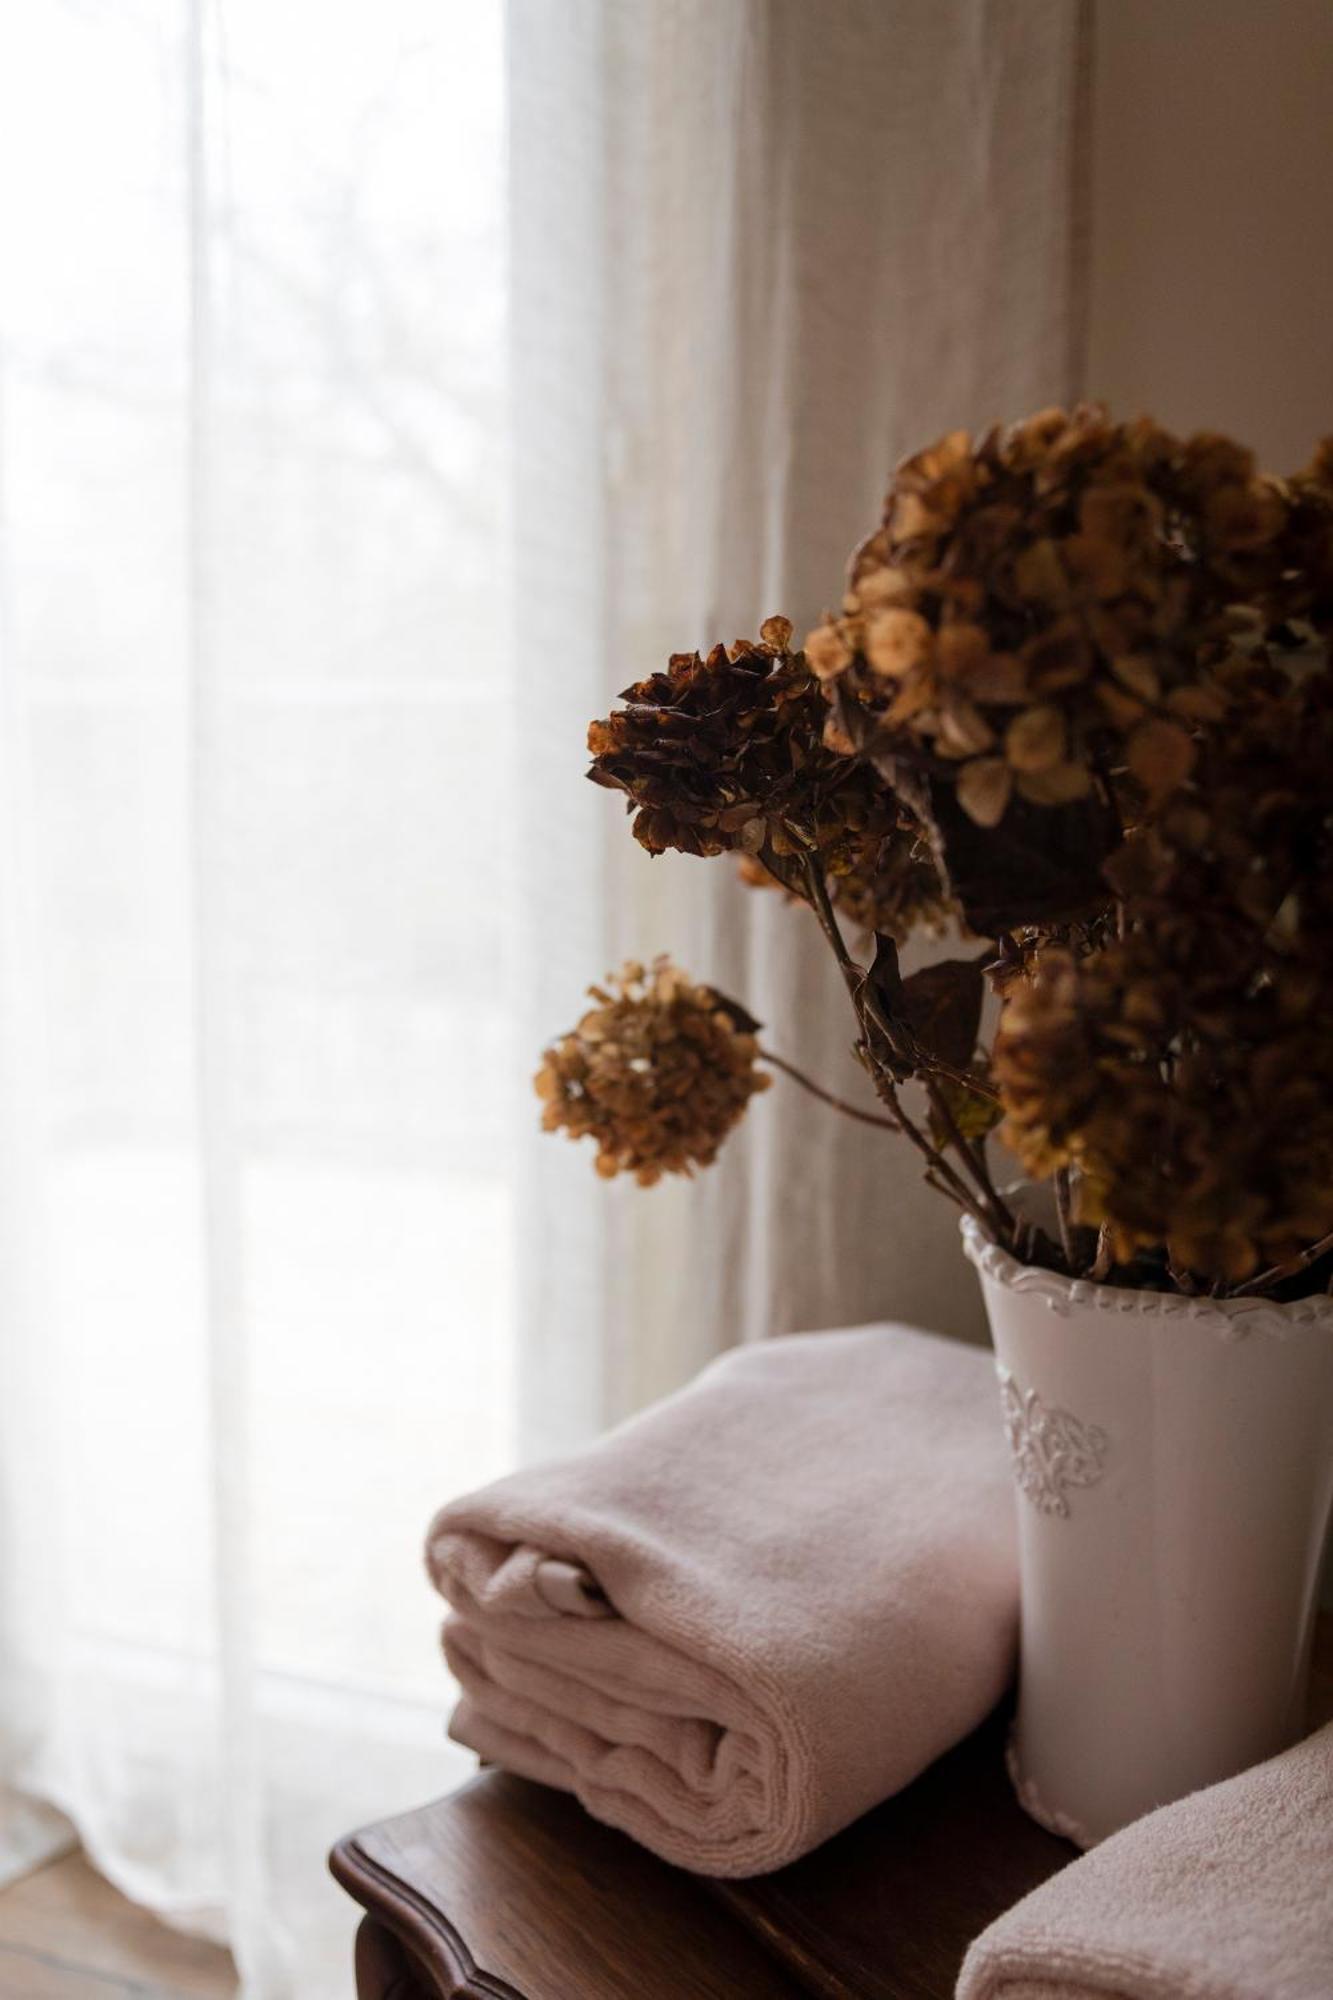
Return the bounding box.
[588,617,823,859]
[994,940,1333,1284]
[534,958,770,1186]
[993,666,1333,1281]
[1279,435,1333,632]
[737,806,952,943]
[588,615,952,936]
[806,407,1303,838]
[563,413,1333,1299]
[822,820,953,940]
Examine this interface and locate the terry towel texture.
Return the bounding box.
[958,1720,1333,2000]
[425,1322,1017,1876]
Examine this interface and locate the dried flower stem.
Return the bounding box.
[798,848,863,991]
[1090,1223,1114,1282]
[1053,1166,1078,1273]
[1232,1226,1333,1298]
[882,1081,992,1230]
[795,848,1003,1236]
[924,1076,1015,1237]
[758,1048,900,1132]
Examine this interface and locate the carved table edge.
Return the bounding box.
[329,1830,526,2000]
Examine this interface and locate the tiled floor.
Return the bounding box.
[0,1852,236,1999]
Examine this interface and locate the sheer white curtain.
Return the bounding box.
[0,1,1087,1993]
[0,3,507,1991]
[515,0,1092,1436]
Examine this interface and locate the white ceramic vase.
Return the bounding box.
[962,1216,1333,1848]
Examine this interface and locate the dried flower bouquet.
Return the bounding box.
[536,408,1333,1301]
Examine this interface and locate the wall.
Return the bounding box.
[1087,0,1333,469]
[1090,0,1333,1599]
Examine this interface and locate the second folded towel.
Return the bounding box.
[958,1715,1333,2000]
[425,1321,1017,1876]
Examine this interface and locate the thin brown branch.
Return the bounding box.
[758,1048,900,1132]
[924,1077,1014,1234]
[1053,1167,1079,1274]
[799,850,861,990]
[1090,1223,1113,1282]
[798,850,999,1105]
[1233,1226,1333,1298]
[859,979,1001,1104]
[796,846,1005,1243]
[882,1082,990,1229]
[925,1170,968,1212]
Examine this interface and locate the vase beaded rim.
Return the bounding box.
[959,1215,1333,1340]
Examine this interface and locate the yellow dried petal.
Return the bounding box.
[935,695,995,758]
[864,608,934,680]
[1015,760,1092,806]
[854,565,914,611]
[1127,718,1196,799]
[1005,704,1066,773]
[956,756,1013,828]
[804,622,853,682]
[1109,655,1160,703]
[1013,539,1069,607]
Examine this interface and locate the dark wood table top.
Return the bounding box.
[331,1614,1333,2000]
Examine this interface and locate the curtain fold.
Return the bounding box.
[0,2,1088,1991]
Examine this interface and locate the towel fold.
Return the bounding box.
[425,1322,1017,1876]
[958,1720,1333,2000]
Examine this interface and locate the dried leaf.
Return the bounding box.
[868,930,904,1012]
[704,988,764,1036]
[900,957,986,1069]
[928,1071,1004,1147]
[925,774,1119,934]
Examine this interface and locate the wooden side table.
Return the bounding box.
[331,1615,1333,2000]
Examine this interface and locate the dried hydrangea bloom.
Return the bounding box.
[586,618,949,934]
[737,807,953,944]
[1106,664,1333,977]
[806,407,1300,837]
[994,667,1333,1282]
[534,959,770,1186]
[1280,435,1333,632]
[994,941,1333,1283]
[824,822,953,940]
[588,618,812,858]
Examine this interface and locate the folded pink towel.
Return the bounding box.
[958,1720,1333,2000]
[425,1322,1017,1876]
